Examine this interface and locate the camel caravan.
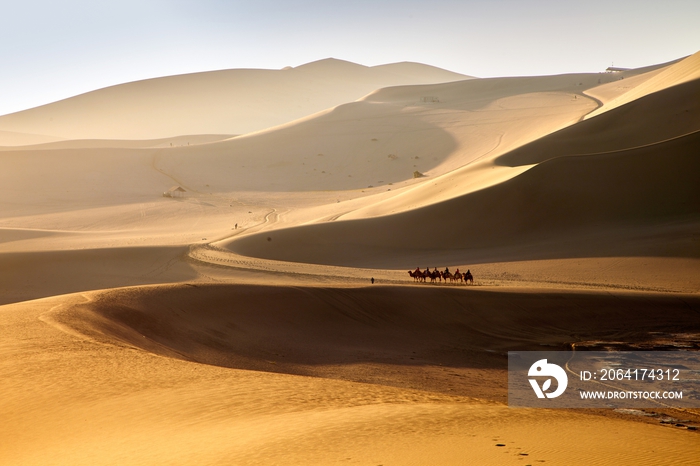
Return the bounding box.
[408,267,473,285]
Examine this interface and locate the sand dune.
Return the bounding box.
[0,134,233,151]
[225,130,700,267]
[0,68,608,234]
[579,56,684,107]
[0,246,195,306]
[224,68,700,269]
[497,78,700,166]
[338,63,699,217]
[2,53,699,466]
[0,129,64,146]
[0,59,469,141]
[154,72,605,194]
[585,50,700,119]
[2,285,698,465]
[0,147,170,208]
[52,283,700,394]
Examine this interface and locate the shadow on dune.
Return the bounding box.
[496,78,700,167]
[56,283,700,396]
[226,129,700,267]
[0,246,197,306]
[225,77,700,267]
[156,99,460,192]
[228,80,700,268]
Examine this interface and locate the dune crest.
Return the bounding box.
[154,72,606,196]
[225,75,700,272]
[585,50,700,119]
[0,134,233,151]
[0,129,64,146]
[0,59,470,140]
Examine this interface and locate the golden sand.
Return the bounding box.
[1,53,699,464]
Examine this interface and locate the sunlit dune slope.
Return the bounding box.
[585,50,700,119]
[155,72,616,193]
[0,134,233,151]
[227,132,700,267]
[579,56,684,106]
[0,60,676,206]
[0,59,469,141]
[497,78,700,166]
[337,61,694,217]
[226,80,700,267]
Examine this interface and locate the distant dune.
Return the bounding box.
[227,130,700,266]
[0,134,233,151]
[0,129,64,146]
[153,71,612,193]
[0,59,470,141]
[226,65,700,267]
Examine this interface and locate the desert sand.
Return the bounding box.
[1,52,699,465]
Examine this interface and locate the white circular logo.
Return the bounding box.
[528,359,568,399]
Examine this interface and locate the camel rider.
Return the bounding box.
[414,267,421,274]
[455,268,460,274]
[444,267,450,274]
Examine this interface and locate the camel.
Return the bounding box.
[465,271,474,284]
[409,268,473,285]
[426,269,440,283]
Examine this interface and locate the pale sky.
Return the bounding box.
[1,0,698,115]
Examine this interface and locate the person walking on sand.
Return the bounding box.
[371,277,375,284]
